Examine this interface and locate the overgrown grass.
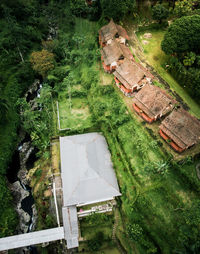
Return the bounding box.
[58,96,92,130]
[136,29,200,118]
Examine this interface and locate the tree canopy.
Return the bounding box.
[100,0,135,21]
[152,4,169,23]
[174,0,193,17]
[30,49,55,78]
[161,15,200,55]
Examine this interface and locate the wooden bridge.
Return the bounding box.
[0,227,64,251]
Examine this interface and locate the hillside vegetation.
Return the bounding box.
[0,1,200,254]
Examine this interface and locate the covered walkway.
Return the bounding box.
[0,227,64,251]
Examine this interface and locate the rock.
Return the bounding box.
[18,209,30,233]
[142,40,149,45]
[8,181,31,233]
[18,141,34,186]
[18,169,29,186]
[20,142,33,166]
[9,181,29,206]
[31,204,38,232]
[143,33,152,39]
[25,80,40,99]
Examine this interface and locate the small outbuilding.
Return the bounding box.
[99,19,129,47]
[101,40,133,73]
[113,59,153,96]
[159,108,200,152]
[132,84,176,123]
[60,133,121,249]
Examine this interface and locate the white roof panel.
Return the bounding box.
[60,133,121,206]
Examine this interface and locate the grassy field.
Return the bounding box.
[58,95,92,130]
[136,29,200,118]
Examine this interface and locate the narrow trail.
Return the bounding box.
[112,209,126,254]
[196,163,200,180]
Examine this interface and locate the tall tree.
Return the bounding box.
[152,4,169,24]
[30,49,55,78]
[100,0,136,21]
[174,0,193,17]
[161,15,200,55]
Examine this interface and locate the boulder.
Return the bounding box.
[143,33,152,39]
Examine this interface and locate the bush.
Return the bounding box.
[33,169,42,178]
[152,4,169,24]
[98,85,115,95]
[84,212,112,226]
[127,223,143,242]
[70,89,87,98]
[87,231,104,251]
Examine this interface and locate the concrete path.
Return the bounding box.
[0,227,64,251]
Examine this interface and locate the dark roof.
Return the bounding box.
[101,40,133,65]
[99,19,129,43]
[133,84,176,118]
[159,108,200,149]
[113,59,152,89]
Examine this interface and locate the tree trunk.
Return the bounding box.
[17,47,24,63]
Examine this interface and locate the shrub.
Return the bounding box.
[127,223,143,242]
[152,4,169,24]
[87,231,104,251]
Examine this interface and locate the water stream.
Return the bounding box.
[7,81,42,253]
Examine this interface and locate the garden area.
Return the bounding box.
[77,212,119,253]
[57,94,92,130]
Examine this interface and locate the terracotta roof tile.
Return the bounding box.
[99,19,129,43]
[101,40,133,66]
[133,84,176,118]
[159,108,200,149]
[113,59,152,90]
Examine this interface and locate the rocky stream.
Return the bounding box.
[6,81,42,254]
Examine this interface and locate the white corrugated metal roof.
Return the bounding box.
[60,133,121,207]
[0,228,64,251]
[62,206,79,249]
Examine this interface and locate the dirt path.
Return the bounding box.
[196,163,200,180]
[112,209,127,254]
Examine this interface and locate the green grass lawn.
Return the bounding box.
[99,68,114,86]
[136,29,200,118]
[58,96,92,130]
[78,213,116,253]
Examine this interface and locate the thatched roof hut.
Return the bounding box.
[101,40,133,66]
[132,84,176,123]
[99,19,129,45]
[113,59,153,92]
[159,108,200,152]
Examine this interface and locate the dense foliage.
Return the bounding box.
[0,0,50,236]
[30,49,55,78]
[161,15,200,101]
[161,15,200,55]
[100,0,135,21]
[1,1,200,254]
[152,4,169,23]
